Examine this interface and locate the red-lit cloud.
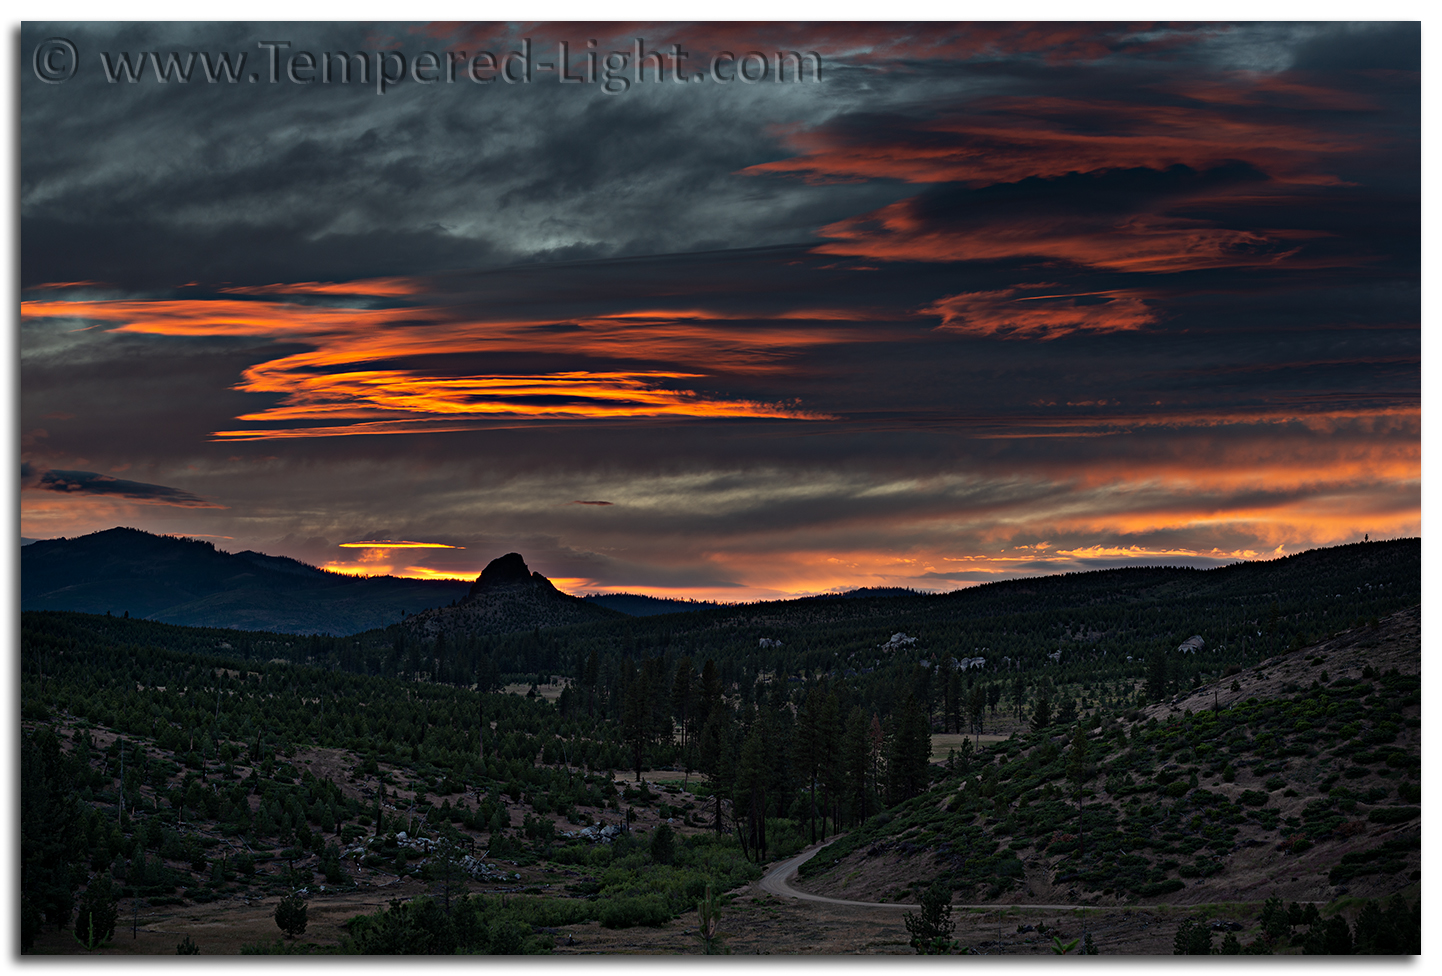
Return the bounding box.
[338,540,465,549]
[21,294,842,440]
[218,277,426,297]
[744,93,1357,188]
[427,22,1219,69]
[925,286,1158,339]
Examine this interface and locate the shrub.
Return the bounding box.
[1366,806,1419,825]
[598,895,671,929]
[1135,879,1185,897]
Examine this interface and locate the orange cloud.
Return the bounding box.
[925,286,1157,339]
[338,540,465,549]
[21,294,843,440]
[815,200,1317,274]
[218,277,426,297]
[320,560,477,581]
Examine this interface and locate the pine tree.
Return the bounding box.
[698,659,723,729]
[697,708,734,834]
[671,657,694,770]
[795,689,821,843]
[1172,917,1212,955]
[817,691,843,838]
[275,893,308,939]
[734,724,768,860]
[1147,650,1168,701]
[695,884,727,954]
[904,879,957,954]
[73,875,117,950]
[886,694,930,805]
[944,669,962,733]
[842,706,871,827]
[967,683,986,737]
[21,729,83,949]
[1030,691,1052,732]
[620,663,649,782]
[1066,723,1092,863]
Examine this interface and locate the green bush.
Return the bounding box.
[1367,806,1419,825]
[1134,879,1185,897]
[598,894,671,929]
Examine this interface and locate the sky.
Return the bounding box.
[18,20,1420,601]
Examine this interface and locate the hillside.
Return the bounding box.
[21,527,472,634]
[794,608,1420,924]
[19,598,1420,955]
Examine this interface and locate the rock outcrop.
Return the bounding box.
[409,552,621,638]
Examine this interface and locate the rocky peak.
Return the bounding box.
[466,552,559,601]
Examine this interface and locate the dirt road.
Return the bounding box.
[760,837,1095,912]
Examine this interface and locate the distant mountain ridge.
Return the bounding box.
[20,527,471,635]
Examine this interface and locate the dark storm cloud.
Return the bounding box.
[21,22,912,291]
[1287,22,1420,72]
[23,464,221,508]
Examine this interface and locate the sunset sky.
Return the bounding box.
[20,21,1419,600]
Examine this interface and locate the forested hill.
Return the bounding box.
[22,538,1418,721]
[464,538,1419,715]
[20,527,472,634]
[582,593,723,616]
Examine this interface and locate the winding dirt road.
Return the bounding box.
[759,836,1091,912]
